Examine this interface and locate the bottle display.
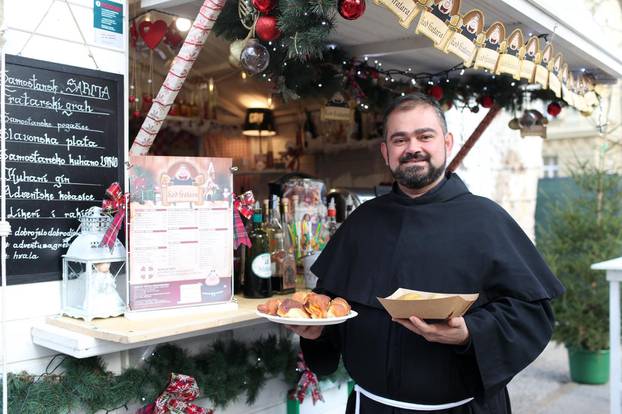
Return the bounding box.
[244,202,272,298]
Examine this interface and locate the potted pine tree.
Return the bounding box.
[538,163,622,384]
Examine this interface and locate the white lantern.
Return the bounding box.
[61,207,127,321]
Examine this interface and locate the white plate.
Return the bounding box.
[255,310,358,326]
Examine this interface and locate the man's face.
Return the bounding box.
[381,105,453,190]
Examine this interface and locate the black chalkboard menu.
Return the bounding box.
[3,55,125,284]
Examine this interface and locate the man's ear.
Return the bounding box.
[445,132,454,154]
[380,141,389,166]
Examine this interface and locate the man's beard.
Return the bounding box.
[390,151,446,190]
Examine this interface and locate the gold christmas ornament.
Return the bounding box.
[229,39,247,68]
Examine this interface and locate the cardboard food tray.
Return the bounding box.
[378,288,479,320]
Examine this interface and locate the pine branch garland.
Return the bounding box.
[4,335,347,414]
[212,0,250,41]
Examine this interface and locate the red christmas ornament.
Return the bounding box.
[143,95,153,104]
[132,110,141,119]
[252,0,277,14]
[338,0,366,20]
[547,102,562,117]
[480,95,494,108]
[256,15,281,42]
[428,85,444,101]
[129,95,136,103]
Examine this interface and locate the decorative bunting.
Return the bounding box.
[534,42,552,88]
[473,21,504,71]
[415,0,461,47]
[519,36,539,82]
[372,0,432,28]
[548,53,563,98]
[561,63,573,107]
[495,28,524,80]
[445,9,484,67]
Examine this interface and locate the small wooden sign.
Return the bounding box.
[561,63,573,107]
[320,105,354,122]
[534,43,552,89]
[445,9,484,67]
[473,21,505,71]
[548,53,563,98]
[495,28,524,80]
[415,0,461,47]
[373,0,432,29]
[519,36,539,82]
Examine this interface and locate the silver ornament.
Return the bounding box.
[240,39,270,75]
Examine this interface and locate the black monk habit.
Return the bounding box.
[301,173,564,414]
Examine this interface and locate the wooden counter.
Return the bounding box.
[32,294,295,358]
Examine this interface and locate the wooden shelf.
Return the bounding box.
[32,294,293,358]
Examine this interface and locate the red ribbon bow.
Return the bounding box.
[136,373,213,414]
[233,191,255,219]
[232,191,255,249]
[293,352,324,405]
[99,182,127,251]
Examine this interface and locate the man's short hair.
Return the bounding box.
[382,93,448,139]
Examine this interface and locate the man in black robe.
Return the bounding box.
[288,93,564,413]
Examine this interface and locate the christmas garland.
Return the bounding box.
[2,335,349,414]
[211,1,592,117]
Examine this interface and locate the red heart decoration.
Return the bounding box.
[139,20,168,50]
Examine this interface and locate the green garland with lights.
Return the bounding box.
[1,336,349,414]
[213,1,592,115]
[213,0,337,61]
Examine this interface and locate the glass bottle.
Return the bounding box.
[244,202,272,298]
[271,232,296,294]
[262,199,270,232]
[327,198,338,238]
[281,197,298,292]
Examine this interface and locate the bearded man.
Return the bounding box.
[287,93,564,414]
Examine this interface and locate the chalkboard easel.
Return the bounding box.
[3,55,125,285]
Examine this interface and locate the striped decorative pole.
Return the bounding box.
[129,0,226,155]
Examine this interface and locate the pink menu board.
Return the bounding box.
[128,155,233,311]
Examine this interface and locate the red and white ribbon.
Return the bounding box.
[129,0,226,155]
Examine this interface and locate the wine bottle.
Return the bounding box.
[244,202,272,298]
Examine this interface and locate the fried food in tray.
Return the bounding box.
[256,293,351,319]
